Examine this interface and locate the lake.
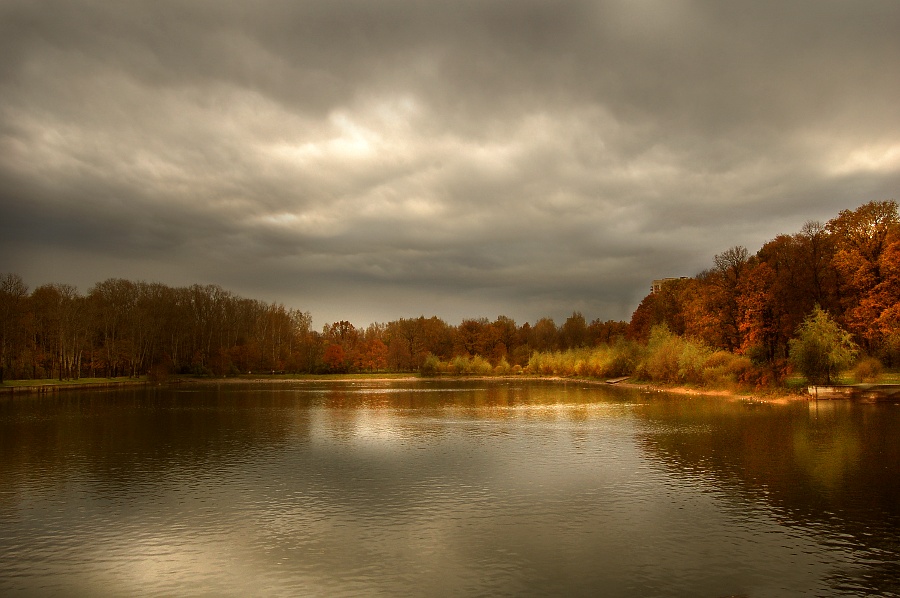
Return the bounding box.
[1,379,898,597]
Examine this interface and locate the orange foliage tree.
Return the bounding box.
[322,344,347,373]
[827,200,899,356]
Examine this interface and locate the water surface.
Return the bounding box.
[1,380,898,596]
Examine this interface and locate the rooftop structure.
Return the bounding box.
[651,277,689,293]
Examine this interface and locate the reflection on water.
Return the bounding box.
[1,380,898,596]
[634,395,900,596]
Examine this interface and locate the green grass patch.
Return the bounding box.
[878,371,900,384]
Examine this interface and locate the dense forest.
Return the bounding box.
[1,200,897,385]
[0,273,625,381]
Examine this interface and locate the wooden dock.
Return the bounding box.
[808,384,900,401]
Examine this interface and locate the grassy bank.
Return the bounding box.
[0,377,150,395]
[181,372,418,382]
[5,367,896,401]
[0,372,423,395]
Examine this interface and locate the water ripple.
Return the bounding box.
[1,381,898,596]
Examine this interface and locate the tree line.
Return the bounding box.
[2,200,896,385]
[627,200,900,378]
[0,274,626,381]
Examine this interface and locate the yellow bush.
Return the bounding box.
[854,357,883,382]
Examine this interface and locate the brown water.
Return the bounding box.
[1,380,898,597]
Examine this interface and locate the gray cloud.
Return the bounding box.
[2,0,899,327]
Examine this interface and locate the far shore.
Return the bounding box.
[2,372,808,403]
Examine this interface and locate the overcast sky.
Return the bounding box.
[2,0,899,328]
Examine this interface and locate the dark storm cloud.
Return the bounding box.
[2,0,899,326]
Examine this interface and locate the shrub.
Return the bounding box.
[449,355,469,374]
[704,350,732,370]
[494,357,512,375]
[854,357,883,383]
[471,355,493,375]
[524,348,620,378]
[446,354,494,375]
[573,355,589,377]
[420,354,441,377]
[677,341,711,384]
[607,338,642,377]
[789,306,858,385]
[524,352,541,375]
[190,364,214,377]
[699,351,753,388]
[641,325,683,383]
[526,351,558,375]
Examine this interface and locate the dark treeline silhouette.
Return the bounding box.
[0,279,316,381]
[628,200,900,378]
[0,274,626,381]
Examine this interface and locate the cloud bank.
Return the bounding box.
[2,0,899,326]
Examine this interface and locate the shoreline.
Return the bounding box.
[1,373,807,403]
[0,378,150,395]
[176,373,807,403]
[519,375,807,403]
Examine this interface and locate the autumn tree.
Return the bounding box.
[510,322,533,365]
[586,319,628,345]
[0,273,29,382]
[286,309,315,372]
[491,315,519,362]
[128,282,166,377]
[736,260,778,362]
[856,231,900,364]
[796,220,840,311]
[707,246,751,352]
[827,200,899,353]
[627,292,659,342]
[628,277,698,342]
[789,306,858,385]
[355,338,389,371]
[753,233,816,361]
[530,317,559,352]
[454,318,496,357]
[260,303,297,371]
[560,312,587,349]
[87,279,130,376]
[30,284,87,380]
[386,317,434,371]
[420,316,454,359]
[322,343,348,373]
